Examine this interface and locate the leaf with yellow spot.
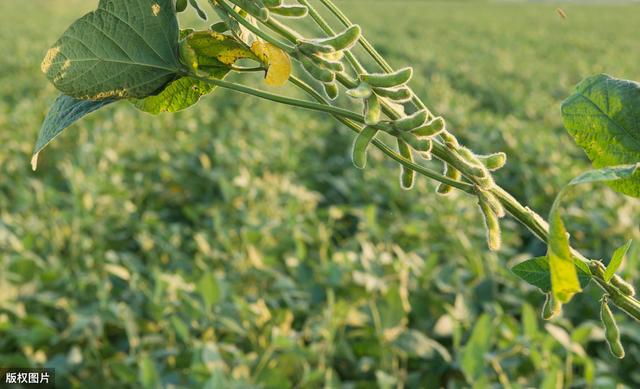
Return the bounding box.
[251,41,292,87]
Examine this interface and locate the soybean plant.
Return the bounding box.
[36,0,640,357]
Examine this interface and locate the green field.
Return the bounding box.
[1,1,639,387]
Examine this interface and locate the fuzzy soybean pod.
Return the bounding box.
[360,67,413,88]
[413,116,446,138]
[601,298,625,358]
[269,5,308,18]
[301,56,335,83]
[612,275,636,296]
[478,189,505,218]
[176,0,188,12]
[400,132,432,157]
[478,196,501,251]
[373,86,412,103]
[310,54,345,73]
[297,40,335,56]
[262,0,283,7]
[365,94,381,125]
[478,152,507,171]
[346,83,372,99]
[542,293,561,320]
[227,0,270,22]
[352,126,378,169]
[441,130,460,150]
[324,82,339,100]
[393,109,428,132]
[317,25,362,51]
[436,164,461,195]
[397,139,415,190]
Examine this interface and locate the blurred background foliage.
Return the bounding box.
[0,1,639,388]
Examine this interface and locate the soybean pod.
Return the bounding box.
[268,5,308,18]
[297,40,335,55]
[436,164,461,195]
[612,275,636,296]
[364,94,381,125]
[227,0,270,22]
[301,56,335,83]
[324,82,339,100]
[262,0,282,6]
[373,86,412,102]
[478,152,507,171]
[397,139,415,190]
[478,196,501,251]
[360,67,413,88]
[441,130,460,150]
[176,0,188,13]
[413,117,446,138]
[352,126,378,169]
[542,293,561,320]
[309,55,344,73]
[317,25,361,51]
[346,83,372,99]
[393,109,428,132]
[189,0,208,20]
[601,297,625,358]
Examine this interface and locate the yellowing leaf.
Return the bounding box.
[548,212,581,303]
[251,41,291,87]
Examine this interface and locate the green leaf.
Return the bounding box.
[460,314,493,381]
[197,273,221,308]
[561,74,640,198]
[569,164,638,186]
[393,329,451,361]
[132,75,223,114]
[41,0,181,100]
[32,95,115,169]
[604,240,633,282]
[511,256,591,292]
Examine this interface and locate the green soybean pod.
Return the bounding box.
[210,22,229,33]
[478,152,507,171]
[397,139,415,190]
[318,25,361,51]
[611,275,636,296]
[310,55,344,73]
[542,293,561,320]
[297,40,335,55]
[228,0,270,22]
[352,126,378,169]
[269,5,308,17]
[324,82,339,100]
[413,116,445,138]
[301,56,335,83]
[479,189,505,218]
[478,197,501,251]
[189,0,208,20]
[360,67,413,88]
[393,109,428,132]
[601,298,625,359]
[262,0,282,7]
[346,83,372,99]
[373,86,412,102]
[441,130,460,150]
[400,132,432,155]
[365,94,381,125]
[176,0,188,12]
[436,164,461,195]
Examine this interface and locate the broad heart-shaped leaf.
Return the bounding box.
[31,95,115,170]
[562,74,640,198]
[511,256,591,293]
[41,0,181,100]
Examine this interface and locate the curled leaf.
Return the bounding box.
[251,41,292,86]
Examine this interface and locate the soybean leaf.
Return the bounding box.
[604,240,633,282]
[132,74,224,114]
[460,314,493,382]
[511,256,591,292]
[393,329,451,362]
[32,95,115,169]
[41,0,181,100]
[545,164,636,303]
[561,74,640,198]
[548,211,582,303]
